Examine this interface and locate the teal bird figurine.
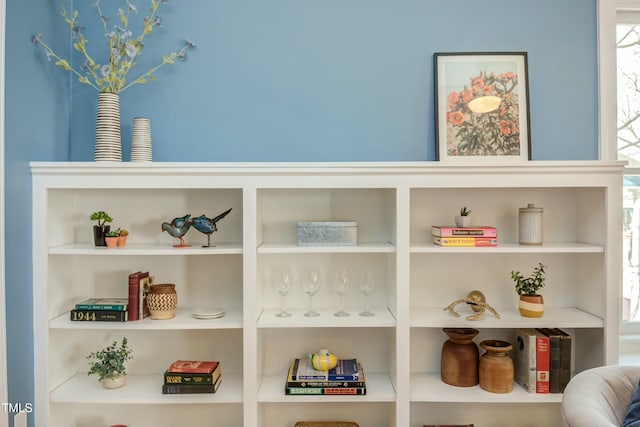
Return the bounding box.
[161,214,193,247]
[192,208,233,247]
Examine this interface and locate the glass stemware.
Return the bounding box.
[273,266,293,317]
[333,269,350,317]
[303,266,322,317]
[358,267,376,316]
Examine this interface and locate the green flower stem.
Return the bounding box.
[121,43,190,91]
[36,38,100,91]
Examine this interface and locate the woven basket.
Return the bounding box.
[147,284,177,320]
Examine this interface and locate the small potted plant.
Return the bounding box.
[511,262,547,318]
[117,229,129,247]
[90,211,113,247]
[87,337,133,389]
[104,229,120,248]
[455,206,472,227]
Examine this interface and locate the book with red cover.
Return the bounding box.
[127,271,143,321]
[167,360,219,374]
[538,328,562,393]
[532,329,550,393]
[432,226,497,238]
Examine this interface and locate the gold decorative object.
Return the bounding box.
[443,290,500,321]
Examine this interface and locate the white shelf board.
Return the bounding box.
[50,308,243,330]
[50,373,243,404]
[410,307,603,328]
[258,242,396,254]
[410,242,604,254]
[258,307,396,328]
[410,373,561,403]
[49,242,243,255]
[258,373,395,402]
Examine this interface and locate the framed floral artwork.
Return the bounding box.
[434,52,531,163]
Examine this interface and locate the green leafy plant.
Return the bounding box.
[511,262,547,296]
[87,337,133,381]
[31,0,195,94]
[105,228,121,237]
[90,211,113,227]
[459,206,471,216]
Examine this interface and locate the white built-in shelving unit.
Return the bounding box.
[31,161,623,427]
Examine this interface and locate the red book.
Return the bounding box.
[432,226,497,238]
[167,360,219,374]
[533,330,550,393]
[127,271,148,321]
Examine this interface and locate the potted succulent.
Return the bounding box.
[117,229,129,247]
[104,229,120,248]
[455,206,472,227]
[87,337,133,389]
[511,262,547,318]
[90,211,113,246]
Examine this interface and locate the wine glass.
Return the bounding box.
[333,269,350,317]
[358,267,376,316]
[303,266,322,317]
[273,266,293,317]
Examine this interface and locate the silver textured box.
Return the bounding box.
[297,221,358,246]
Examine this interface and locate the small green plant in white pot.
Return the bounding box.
[455,206,472,227]
[87,337,133,389]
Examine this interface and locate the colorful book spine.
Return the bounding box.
[538,328,562,393]
[553,328,572,392]
[513,328,536,393]
[534,330,550,393]
[284,386,366,395]
[433,236,498,247]
[162,376,221,394]
[75,298,128,311]
[167,360,219,374]
[432,226,498,237]
[127,271,143,321]
[70,309,127,322]
[164,367,221,385]
[291,358,360,381]
[286,362,365,388]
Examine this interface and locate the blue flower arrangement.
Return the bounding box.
[32,0,195,94]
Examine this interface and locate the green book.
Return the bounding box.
[75,297,128,311]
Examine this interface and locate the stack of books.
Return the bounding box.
[431,226,498,247]
[70,297,128,322]
[514,328,571,394]
[162,360,222,394]
[285,357,366,395]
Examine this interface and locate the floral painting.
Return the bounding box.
[435,53,530,163]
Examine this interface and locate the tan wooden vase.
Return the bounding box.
[147,284,177,320]
[479,339,514,393]
[441,328,479,387]
[518,294,544,318]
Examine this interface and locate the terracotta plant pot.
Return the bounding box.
[105,237,118,248]
[519,294,544,318]
[117,235,128,247]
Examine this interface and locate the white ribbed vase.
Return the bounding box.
[518,203,543,245]
[94,93,122,162]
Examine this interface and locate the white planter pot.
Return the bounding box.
[455,216,471,227]
[101,374,125,389]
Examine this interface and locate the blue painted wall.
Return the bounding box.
[6,1,598,426]
[68,0,599,161]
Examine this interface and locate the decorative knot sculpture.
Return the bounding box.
[443,290,500,321]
